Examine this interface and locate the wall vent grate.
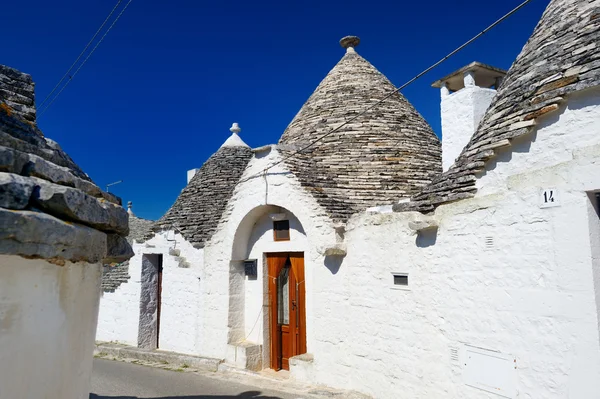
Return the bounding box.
[450,348,460,363]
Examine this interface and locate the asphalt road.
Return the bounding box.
[90,358,305,399]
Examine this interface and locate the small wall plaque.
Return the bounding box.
[244,259,257,277]
[540,188,560,208]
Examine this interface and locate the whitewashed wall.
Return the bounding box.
[203,146,337,362]
[297,87,600,398]
[95,88,600,398]
[0,256,101,399]
[96,231,204,355]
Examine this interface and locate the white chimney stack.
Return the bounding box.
[432,62,507,171]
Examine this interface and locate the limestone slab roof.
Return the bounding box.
[0,65,132,264]
[153,134,253,247]
[127,212,155,244]
[279,42,442,221]
[395,0,600,214]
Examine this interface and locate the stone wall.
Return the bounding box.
[0,65,36,123]
[0,62,131,399]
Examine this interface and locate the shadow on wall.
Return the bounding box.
[324,255,343,274]
[416,227,438,248]
[90,391,283,399]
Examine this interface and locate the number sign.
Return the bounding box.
[540,188,560,208]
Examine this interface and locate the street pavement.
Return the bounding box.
[90,358,305,399]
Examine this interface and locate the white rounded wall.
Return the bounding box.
[0,255,102,399]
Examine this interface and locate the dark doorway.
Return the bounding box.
[138,254,163,349]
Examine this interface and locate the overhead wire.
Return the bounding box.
[236,0,533,184]
[38,0,134,117]
[37,0,123,111]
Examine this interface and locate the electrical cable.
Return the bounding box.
[38,0,134,117]
[236,0,533,184]
[37,0,123,111]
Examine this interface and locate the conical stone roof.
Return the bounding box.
[395,0,600,213]
[279,38,441,221]
[154,125,253,247]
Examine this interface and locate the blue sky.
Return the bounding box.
[3,0,549,220]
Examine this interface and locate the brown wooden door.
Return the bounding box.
[267,253,306,370]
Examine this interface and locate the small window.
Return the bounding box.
[273,220,290,241]
[393,273,408,287]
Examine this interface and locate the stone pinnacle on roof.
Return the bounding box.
[230,122,241,134]
[340,36,360,54]
[220,122,249,148]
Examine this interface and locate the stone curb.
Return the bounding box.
[94,342,372,399]
[94,342,222,372]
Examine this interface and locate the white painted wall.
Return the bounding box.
[96,231,204,355]
[95,87,600,399]
[0,255,102,399]
[296,87,600,398]
[477,88,600,196]
[441,85,497,171]
[202,146,337,363]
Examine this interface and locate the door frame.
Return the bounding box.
[266,252,306,370]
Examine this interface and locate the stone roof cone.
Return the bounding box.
[398,0,600,213]
[279,36,441,221]
[154,123,253,246]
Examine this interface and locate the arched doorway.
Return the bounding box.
[228,204,308,371]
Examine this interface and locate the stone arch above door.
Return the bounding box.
[226,204,309,370]
[230,204,307,261]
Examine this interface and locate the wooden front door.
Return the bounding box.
[267,253,306,370]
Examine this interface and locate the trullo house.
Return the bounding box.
[0,65,133,398]
[97,0,600,397]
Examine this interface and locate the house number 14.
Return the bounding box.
[540,188,560,208]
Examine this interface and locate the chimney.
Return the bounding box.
[432,62,506,171]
